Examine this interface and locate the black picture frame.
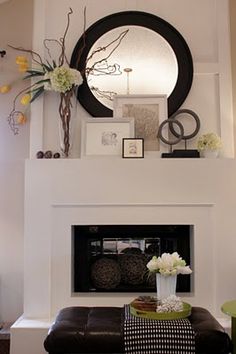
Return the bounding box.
[122,138,144,158]
[70,11,193,118]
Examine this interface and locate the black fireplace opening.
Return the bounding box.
[73,225,192,293]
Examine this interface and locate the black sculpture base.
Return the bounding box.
[162,149,200,158]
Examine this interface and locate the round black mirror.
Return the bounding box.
[70,11,193,117]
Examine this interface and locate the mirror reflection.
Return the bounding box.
[86,26,178,110]
[71,11,193,117]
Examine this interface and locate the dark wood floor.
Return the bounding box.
[0,323,11,354]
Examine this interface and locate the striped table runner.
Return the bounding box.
[124,305,195,354]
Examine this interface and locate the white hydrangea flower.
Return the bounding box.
[197,133,222,151]
[159,267,177,276]
[146,256,159,272]
[146,252,192,275]
[176,265,192,275]
[43,66,83,93]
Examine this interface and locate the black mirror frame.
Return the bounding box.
[70,11,193,117]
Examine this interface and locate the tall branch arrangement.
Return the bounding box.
[0,7,129,156]
[2,8,84,157]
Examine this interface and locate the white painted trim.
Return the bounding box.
[216,0,234,157]
[194,63,220,74]
[52,202,215,208]
[30,0,47,158]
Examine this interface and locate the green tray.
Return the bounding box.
[130,301,192,320]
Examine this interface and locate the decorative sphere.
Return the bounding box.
[53,152,61,159]
[119,254,147,285]
[36,151,44,159]
[91,258,121,289]
[44,150,53,158]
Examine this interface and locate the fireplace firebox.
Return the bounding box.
[73,225,192,293]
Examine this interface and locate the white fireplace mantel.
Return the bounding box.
[23,158,236,319]
[9,157,236,354]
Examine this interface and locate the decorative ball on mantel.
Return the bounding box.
[91,257,121,289]
[36,151,44,159]
[53,152,61,159]
[44,150,53,158]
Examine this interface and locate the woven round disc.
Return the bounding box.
[91,257,121,289]
[121,247,142,255]
[119,254,148,285]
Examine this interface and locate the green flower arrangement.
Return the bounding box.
[44,66,82,93]
[197,133,222,151]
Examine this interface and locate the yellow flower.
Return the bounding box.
[20,94,31,105]
[18,63,28,72]
[17,113,27,125]
[16,56,28,65]
[0,85,11,94]
[16,56,29,72]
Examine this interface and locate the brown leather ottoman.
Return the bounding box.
[44,306,232,354]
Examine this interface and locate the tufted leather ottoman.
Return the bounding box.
[44,306,232,354]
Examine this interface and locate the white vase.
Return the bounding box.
[156,273,177,301]
[201,149,219,158]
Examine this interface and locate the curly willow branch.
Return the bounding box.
[58,7,73,66]
[8,44,44,67]
[43,38,63,61]
[86,29,129,76]
[7,81,42,134]
[74,7,87,74]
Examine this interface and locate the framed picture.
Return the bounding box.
[81,118,134,156]
[122,138,144,158]
[113,94,168,152]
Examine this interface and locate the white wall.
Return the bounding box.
[0,0,235,327]
[0,0,33,322]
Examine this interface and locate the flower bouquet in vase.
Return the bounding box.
[2,8,83,158]
[147,252,192,310]
[197,132,222,158]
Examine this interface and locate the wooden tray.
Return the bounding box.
[130,300,192,320]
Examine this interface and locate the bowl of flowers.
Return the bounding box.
[197,132,222,158]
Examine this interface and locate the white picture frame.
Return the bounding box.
[113,94,168,153]
[81,117,134,157]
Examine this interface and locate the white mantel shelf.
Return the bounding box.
[25,157,236,206]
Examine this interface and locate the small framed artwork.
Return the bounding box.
[113,94,168,153]
[81,117,134,157]
[122,138,144,158]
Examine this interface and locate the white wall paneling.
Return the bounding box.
[30,0,234,157]
[21,158,236,320]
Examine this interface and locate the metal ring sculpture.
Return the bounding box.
[157,119,184,152]
[169,109,200,140]
[157,109,200,151]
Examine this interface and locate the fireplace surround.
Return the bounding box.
[73,224,191,293]
[11,157,236,354]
